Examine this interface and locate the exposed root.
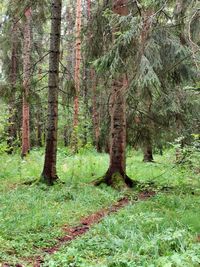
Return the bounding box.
[93,171,137,190]
[39,175,65,186]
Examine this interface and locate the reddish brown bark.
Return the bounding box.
[21,8,32,157]
[87,0,91,18]
[71,0,82,152]
[41,0,62,184]
[87,0,101,152]
[73,0,82,127]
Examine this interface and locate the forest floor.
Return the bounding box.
[0,148,200,266]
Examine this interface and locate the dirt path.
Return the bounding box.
[3,190,155,267]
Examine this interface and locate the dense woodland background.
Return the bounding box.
[0,0,199,180]
[0,0,200,266]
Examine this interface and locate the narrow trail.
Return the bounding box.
[3,190,155,267]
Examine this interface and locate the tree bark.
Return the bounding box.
[7,19,18,154]
[140,10,154,163]
[71,0,82,152]
[41,0,62,185]
[21,8,32,157]
[87,0,101,152]
[94,0,136,188]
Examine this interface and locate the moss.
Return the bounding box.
[93,172,132,190]
[110,172,128,190]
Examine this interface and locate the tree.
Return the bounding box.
[41,0,62,185]
[87,0,101,152]
[21,7,32,157]
[95,0,135,188]
[7,18,19,153]
[71,0,82,152]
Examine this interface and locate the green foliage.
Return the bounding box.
[43,193,200,267]
[0,149,200,265]
[172,135,200,173]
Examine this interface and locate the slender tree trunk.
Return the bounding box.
[41,0,62,185]
[87,0,101,152]
[64,6,74,146]
[7,20,18,154]
[21,8,32,157]
[71,0,82,152]
[36,108,42,147]
[87,0,91,18]
[139,10,154,163]
[142,91,154,162]
[91,70,101,152]
[143,138,154,162]
[63,125,68,147]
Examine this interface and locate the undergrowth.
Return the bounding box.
[0,148,199,266]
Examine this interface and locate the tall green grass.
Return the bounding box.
[43,193,200,267]
[0,147,199,265]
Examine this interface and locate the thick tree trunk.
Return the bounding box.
[21,8,31,157]
[95,0,135,188]
[105,77,133,186]
[95,0,138,188]
[41,0,62,185]
[7,20,18,154]
[71,0,82,152]
[95,77,134,188]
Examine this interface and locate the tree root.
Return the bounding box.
[93,171,137,190]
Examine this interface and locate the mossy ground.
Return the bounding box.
[0,147,199,266]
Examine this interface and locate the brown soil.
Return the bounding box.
[5,191,155,267]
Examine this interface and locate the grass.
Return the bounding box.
[43,194,200,267]
[0,147,199,266]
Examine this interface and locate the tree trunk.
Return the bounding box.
[95,0,136,188]
[87,0,101,152]
[106,77,131,182]
[41,0,62,185]
[71,0,82,152]
[21,8,32,157]
[7,19,18,154]
[139,10,155,163]
[95,76,135,188]
[91,69,101,152]
[64,6,74,148]
[143,141,154,162]
[36,108,42,147]
[63,125,68,147]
